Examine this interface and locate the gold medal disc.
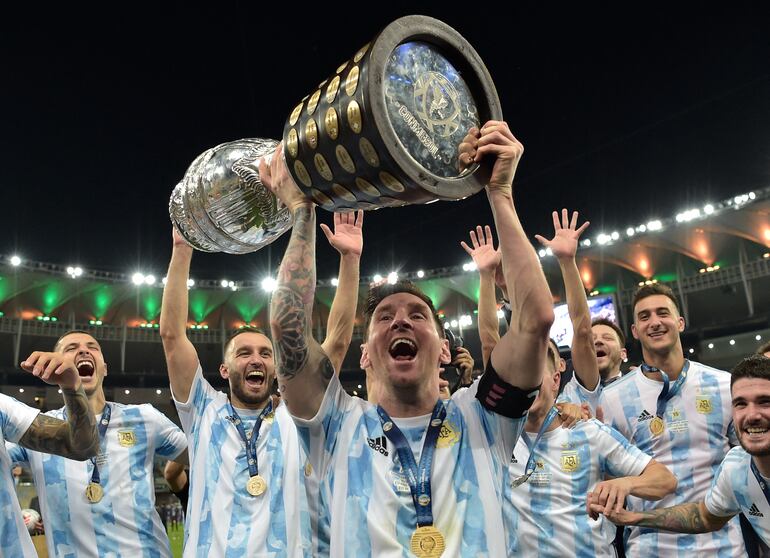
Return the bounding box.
[410,525,445,558]
[247,475,267,496]
[650,416,665,437]
[85,482,103,504]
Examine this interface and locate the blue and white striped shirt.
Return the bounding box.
[7,401,187,558]
[598,361,744,557]
[0,393,39,558]
[173,364,311,557]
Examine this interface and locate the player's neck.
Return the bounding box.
[642,348,685,380]
[601,367,621,383]
[525,402,560,433]
[378,383,438,418]
[753,455,770,478]
[89,390,107,415]
[230,394,271,412]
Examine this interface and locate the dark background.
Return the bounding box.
[3,2,769,281]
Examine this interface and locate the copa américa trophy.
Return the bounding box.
[170,15,502,254]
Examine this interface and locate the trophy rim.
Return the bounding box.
[367,14,504,199]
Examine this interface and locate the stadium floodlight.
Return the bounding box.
[144,274,156,285]
[261,277,277,292]
[443,322,450,329]
[132,272,145,285]
[450,320,458,328]
[636,224,647,233]
[545,247,553,256]
[162,277,168,285]
[581,239,591,247]
[538,249,546,258]
[331,277,339,287]
[124,389,131,395]
[757,335,762,341]
[417,270,425,278]
[187,278,195,288]
[703,204,714,215]
[497,309,505,319]
[372,274,383,283]
[221,279,230,288]
[708,343,714,349]
[459,315,473,327]
[10,255,21,267]
[610,231,620,241]
[597,234,611,245]
[387,272,398,284]
[156,389,162,395]
[729,339,735,346]
[646,220,662,231]
[626,228,635,237]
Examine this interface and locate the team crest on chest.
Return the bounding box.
[561,451,579,472]
[695,396,713,414]
[436,420,461,449]
[117,429,136,447]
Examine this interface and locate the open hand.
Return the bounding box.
[320,211,363,258]
[534,209,589,260]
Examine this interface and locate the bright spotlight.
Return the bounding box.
[387,272,398,284]
[729,339,735,346]
[708,343,714,349]
[144,275,156,285]
[261,277,277,292]
[372,274,383,283]
[703,204,714,215]
[450,320,458,328]
[331,277,339,287]
[132,272,145,285]
[646,220,662,231]
[10,255,21,267]
[417,270,425,278]
[626,228,635,237]
[187,279,195,288]
[221,279,229,288]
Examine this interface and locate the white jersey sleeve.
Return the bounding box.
[145,405,187,461]
[704,447,743,517]
[595,420,651,478]
[558,373,602,412]
[0,392,38,444]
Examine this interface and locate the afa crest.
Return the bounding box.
[695,396,713,414]
[117,429,136,447]
[561,451,579,472]
[436,420,461,449]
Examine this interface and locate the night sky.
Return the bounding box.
[3,2,769,282]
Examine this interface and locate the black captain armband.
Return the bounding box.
[476,360,539,418]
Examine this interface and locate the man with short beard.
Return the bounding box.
[591,318,627,385]
[8,331,187,558]
[598,283,746,556]
[160,211,361,557]
[593,354,770,547]
[262,121,552,555]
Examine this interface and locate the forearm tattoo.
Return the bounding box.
[272,287,310,379]
[271,205,317,379]
[636,503,710,534]
[19,386,98,460]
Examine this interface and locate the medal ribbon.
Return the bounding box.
[66,403,111,486]
[376,401,446,527]
[228,400,274,478]
[641,360,690,419]
[512,406,560,486]
[750,459,770,509]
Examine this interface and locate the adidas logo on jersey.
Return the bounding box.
[749,504,764,517]
[637,410,653,423]
[367,436,389,456]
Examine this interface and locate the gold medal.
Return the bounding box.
[410,525,445,557]
[650,416,665,437]
[246,475,267,496]
[85,482,103,504]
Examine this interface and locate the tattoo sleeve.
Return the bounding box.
[19,386,99,461]
[271,205,319,380]
[636,503,715,534]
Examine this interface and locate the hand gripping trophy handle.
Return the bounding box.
[169,15,502,254]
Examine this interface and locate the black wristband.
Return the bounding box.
[475,360,539,418]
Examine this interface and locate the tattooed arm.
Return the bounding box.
[594,501,731,534]
[261,146,335,419]
[18,352,99,460]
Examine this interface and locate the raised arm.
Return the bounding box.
[593,501,730,534]
[320,211,363,373]
[159,229,200,403]
[535,209,598,390]
[262,146,334,420]
[476,122,554,389]
[588,459,677,518]
[460,225,502,368]
[18,352,98,460]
